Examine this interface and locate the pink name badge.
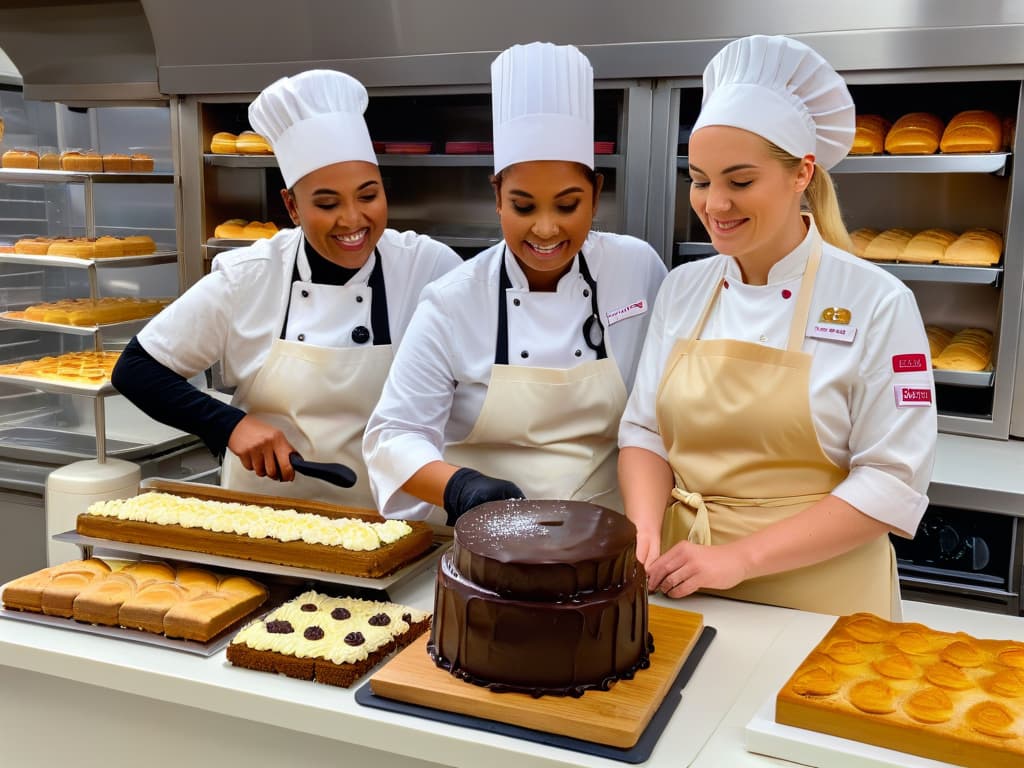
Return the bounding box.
[606,299,647,326]
[894,385,933,407]
[892,353,928,373]
[808,322,857,343]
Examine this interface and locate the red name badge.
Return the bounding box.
[892,353,928,373]
[894,385,933,407]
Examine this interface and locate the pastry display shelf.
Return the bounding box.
[0,251,177,270]
[876,262,1003,286]
[52,530,451,597]
[0,168,173,184]
[932,369,995,387]
[0,373,115,397]
[205,152,626,172]
[0,314,155,336]
[677,152,1011,175]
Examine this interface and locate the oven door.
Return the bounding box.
[892,505,1023,614]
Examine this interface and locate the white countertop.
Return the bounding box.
[2,566,1023,768]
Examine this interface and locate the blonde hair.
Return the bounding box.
[765,142,855,254]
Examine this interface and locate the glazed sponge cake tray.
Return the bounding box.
[77,492,434,578]
[776,612,1024,768]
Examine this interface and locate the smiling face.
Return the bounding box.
[688,126,813,279]
[282,160,387,269]
[494,161,601,291]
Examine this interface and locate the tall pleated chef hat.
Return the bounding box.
[691,35,855,170]
[491,42,594,174]
[249,69,377,188]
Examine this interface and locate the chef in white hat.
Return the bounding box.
[113,69,461,506]
[363,42,667,524]
[619,35,936,619]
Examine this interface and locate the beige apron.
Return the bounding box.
[445,251,628,511]
[221,244,391,508]
[655,232,900,618]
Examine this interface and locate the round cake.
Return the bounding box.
[428,499,652,697]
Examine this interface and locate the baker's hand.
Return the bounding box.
[443,467,524,526]
[646,540,747,599]
[635,528,661,576]
[227,416,296,482]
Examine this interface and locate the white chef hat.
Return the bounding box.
[691,35,854,170]
[248,69,377,188]
[491,42,594,174]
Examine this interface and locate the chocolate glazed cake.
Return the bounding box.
[428,500,653,697]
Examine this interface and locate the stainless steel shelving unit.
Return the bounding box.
[204,152,625,171]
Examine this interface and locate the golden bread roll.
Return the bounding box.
[863,228,914,262]
[130,153,154,172]
[0,245,14,253]
[214,219,248,239]
[849,115,891,155]
[60,150,103,171]
[939,110,1002,153]
[933,328,994,371]
[210,131,238,154]
[2,149,39,169]
[48,239,96,259]
[242,221,278,239]
[925,325,955,359]
[2,559,111,612]
[885,113,944,155]
[14,237,52,255]
[850,228,879,258]
[121,234,157,255]
[901,228,958,264]
[38,152,60,170]
[941,228,1003,266]
[235,130,272,154]
[101,153,131,172]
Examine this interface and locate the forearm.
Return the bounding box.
[726,494,892,581]
[111,337,245,457]
[619,446,674,534]
[400,460,460,507]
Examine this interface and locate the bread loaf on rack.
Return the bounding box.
[850,115,890,155]
[884,113,944,155]
[863,229,915,262]
[925,325,955,360]
[939,110,1002,153]
[941,229,1003,266]
[1,149,39,169]
[901,229,958,264]
[932,328,994,372]
[850,228,880,258]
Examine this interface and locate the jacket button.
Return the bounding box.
[520,350,529,359]
[583,288,590,298]
[513,298,521,306]
[356,295,364,303]
[352,326,371,344]
[297,333,306,342]
[301,289,309,298]
[574,349,582,357]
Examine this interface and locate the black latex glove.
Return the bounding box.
[443,467,525,526]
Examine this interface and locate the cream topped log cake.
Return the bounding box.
[428,499,653,698]
[2,557,267,642]
[77,492,433,578]
[777,612,1024,768]
[227,591,430,687]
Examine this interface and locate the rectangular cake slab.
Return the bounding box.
[369,604,703,749]
[746,697,957,768]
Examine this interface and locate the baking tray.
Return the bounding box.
[0,373,115,395]
[0,426,141,461]
[0,602,268,657]
[745,696,953,768]
[53,531,449,595]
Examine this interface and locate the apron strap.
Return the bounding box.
[786,228,823,352]
[689,260,730,341]
[495,247,606,364]
[280,242,390,345]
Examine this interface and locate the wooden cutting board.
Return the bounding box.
[370,604,703,748]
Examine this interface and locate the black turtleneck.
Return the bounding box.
[111,238,366,458]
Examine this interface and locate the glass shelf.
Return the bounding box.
[0,252,177,270]
[0,169,173,184]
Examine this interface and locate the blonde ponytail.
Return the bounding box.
[765,142,854,254]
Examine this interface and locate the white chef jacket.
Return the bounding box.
[619,225,936,537]
[138,227,461,385]
[365,231,668,519]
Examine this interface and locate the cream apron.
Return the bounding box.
[221,243,392,508]
[445,251,628,511]
[655,233,900,618]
